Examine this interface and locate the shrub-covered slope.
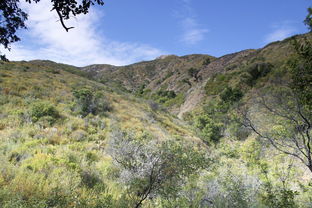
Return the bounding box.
[0,61,208,207]
[0,33,311,207]
[82,33,312,118]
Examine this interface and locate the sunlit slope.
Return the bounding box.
[81,33,312,117]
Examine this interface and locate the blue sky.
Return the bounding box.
[5,0,311,66]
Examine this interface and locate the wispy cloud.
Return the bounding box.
[5,1,163,66]
[181,17,209,45]
[176,0,208,45]
[264,22,297,44]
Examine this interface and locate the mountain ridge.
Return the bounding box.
[78,33,311,118]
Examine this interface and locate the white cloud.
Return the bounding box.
[5,1,163,66]
[181,17,209,45]
[177,0,208,45]
[264,23,297,44]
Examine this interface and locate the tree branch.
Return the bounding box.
[55,8,74,32]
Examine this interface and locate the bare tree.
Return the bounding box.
[239,86,312,174]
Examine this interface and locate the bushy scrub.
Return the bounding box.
[156,90,176,101]
[194,115,222,144]
[107,129,209,207]
[29,101,60,125]
[188,68,200,81]
[261,182,299,208]
[151,89,182,107]
[220,87,243,104]
[163,93,185,107]
[203,57,211,66]
[205,73,233,95]
[200,172,262,208]
[241,62,272,86]
[73,88,112,117]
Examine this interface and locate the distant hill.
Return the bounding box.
[81,33,312,118]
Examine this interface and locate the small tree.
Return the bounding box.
[304,7,312,31]
[73,88,111,117]
[195,115,222,144]
[220,87,243,104]
[188,68,200,81]
[30,101,59,125]
[203,58,211,66]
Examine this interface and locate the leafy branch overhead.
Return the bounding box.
[0,0,104,60]
[304,7,312,31]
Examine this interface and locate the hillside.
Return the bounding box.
[0,32,311,207]
[0,60,209,207]
[82,33,312,118]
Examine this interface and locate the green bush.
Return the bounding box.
[73,88,112,117]
[243,62,273,85]
[163,93,185,107]
[156,90,176,99]
[136,84,146,96]
[152,90,177,105]
[188,68,199,78]
[261,183,298,208]
[220,87,243,104]
[194,115,222,144]
[30,101,59,125]
[203,57,211,66]
[205,73,232,95]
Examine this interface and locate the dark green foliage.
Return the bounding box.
[0,0,27,60]
[205,73,232,95]
[198,86,243,144]
[153,90,177,104]
[181,78,192,87]
[0,0,104,60]
[86,152,99,163]
[188,68,199,77]
[195,115,222,144]
[151,89,185,107]
[304,7,312,31]
[261,182,298,208]
[136,84,146,95]
[244,62,273,85]
[73,88,111,117]
[188,68,200,81]
[157,90,176,99]
[46,68,60,74]
[80,170,101,188]
[29,101,59,124]
[289,38,312,107]
[73,88,94,116]
[220,87,243,104]
[163,93,185,107]
[203,57,211,66]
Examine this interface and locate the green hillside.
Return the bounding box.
[0,61,207,207]
[0,33,311,207]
